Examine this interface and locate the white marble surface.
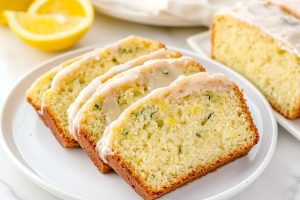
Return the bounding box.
[0,12,300,200]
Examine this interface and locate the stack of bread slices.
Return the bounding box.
[26,36,259,199]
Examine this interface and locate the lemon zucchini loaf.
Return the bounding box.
[98,73,259,200]
[75,57,205,173]
[67,49,181,137]
[212,1,300,119]
[42,36,164,148]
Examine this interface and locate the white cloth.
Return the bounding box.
[94,0,244,26]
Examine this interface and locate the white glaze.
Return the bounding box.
[217,1,300,55]
[97,123,114,163]
[75,57,194,137]
[93,57,192,125]
[97,72,232,162]
[67,49,178,139]
[102,96,123,125]
[168,72,231,99]
[50,36,138,90]
[35,55,87,115]
[28,66,61,117]
[26,65,60,104]
[26,54,80,114]
[50,49,100,90]
[39,50,98,116]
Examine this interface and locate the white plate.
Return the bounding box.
[187,31,300,141]
[0,46,277,200]
[92,1,202,27]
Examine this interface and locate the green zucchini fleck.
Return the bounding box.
[178,147,182,154]
[207,112,213,119]
[162,69,169,75]
[122,130,128,136]
[201,112,214,126]
[195,133,202,138]
[150,111,157,118]
[112,57,119,64]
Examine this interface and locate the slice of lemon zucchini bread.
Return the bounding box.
[26,54,83,124]
[98,73,259,200]
[42,36,165,148]
[212,1,300,119]
[76,57,205,173]
[67,49,181,138]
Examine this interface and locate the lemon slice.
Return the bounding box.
[4,0,94,51]
[0,0,33,24]
[28,0,90,16]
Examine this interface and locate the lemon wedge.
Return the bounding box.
[4,0,94,51]
[0,0,34,24]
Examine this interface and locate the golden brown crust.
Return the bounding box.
[107,147,254,200]
[232,84,260,145]
[43,105,80,148]
[268,100,300,119]
[26,96,49,127]
[105,84,259,200]
[76,128,112,173]
[196,64,206,73]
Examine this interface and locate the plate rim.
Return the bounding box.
[0,45,277,200]
[187,30,300,141]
